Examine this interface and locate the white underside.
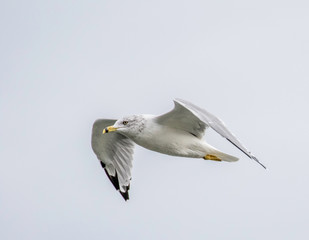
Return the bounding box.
[131,122,238,162]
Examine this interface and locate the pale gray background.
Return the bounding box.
[1,0,308,239]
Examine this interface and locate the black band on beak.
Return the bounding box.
[104,127,109,133]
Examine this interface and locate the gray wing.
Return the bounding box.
[156,100,208,139]
[91,119,135,200]
[156,99,266,169]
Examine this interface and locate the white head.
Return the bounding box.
[102,115,145,138]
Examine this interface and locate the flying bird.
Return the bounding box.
[91,98,265,201]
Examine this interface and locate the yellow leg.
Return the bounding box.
[203,154,222,161]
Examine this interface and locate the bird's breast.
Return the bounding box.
[132,125,205,158]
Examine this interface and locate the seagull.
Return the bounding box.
[91,98,265,201]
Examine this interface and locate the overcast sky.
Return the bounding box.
[1,0,309,239]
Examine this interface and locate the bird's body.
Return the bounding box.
[91,99,265,201]
[135,118,207,157]
[135,123,205,158]
[129,115,235,160]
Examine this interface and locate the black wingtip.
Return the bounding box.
[100,162,120,190]
[226,139,266,169]
[119,184,130,201]
[99,161,131,200]
[252,156,267,170]
[120,190,129,201]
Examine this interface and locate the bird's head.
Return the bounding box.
[103,115,145,137]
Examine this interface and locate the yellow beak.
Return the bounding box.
[102,126,118,134]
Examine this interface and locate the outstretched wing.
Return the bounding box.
[91,119,135,200]
[156,99,266,169]
[156,101,208,139]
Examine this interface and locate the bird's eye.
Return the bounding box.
[123,121,128,125]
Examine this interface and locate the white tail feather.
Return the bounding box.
[213,151,239,162]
